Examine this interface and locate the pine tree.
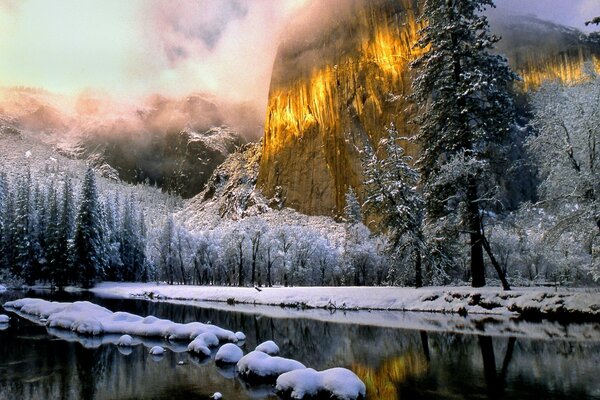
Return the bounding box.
[45,183,61,287]
[362,124,429,287]
[411,0,515,289]
[344,188,362,225]
[12,169,36,284]
[0,173,11,275]
[73,168,107,288]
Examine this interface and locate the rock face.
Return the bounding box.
[258,0,421,217]
[257,0,600,217]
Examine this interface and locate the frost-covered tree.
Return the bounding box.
[244,217,266,286]
[411,0,516,289]
[120,195,146,282]
[344,188,362,225]
[362,124,428,287]
[529,77,600,280]
[73,168,107,288]
[12,169,37,284]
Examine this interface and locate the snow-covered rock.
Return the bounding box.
[255,340,279,355]
[117,334,133,346]
[215,343,243,364]
[187,332,219,356]
[4,298,238,342]
[0,314,10,323]
[276,368,366,400]
[149,346,165,355]
[235,331,246,341]
[237,351,306,382]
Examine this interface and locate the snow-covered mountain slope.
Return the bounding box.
[177,142,348,245]
[0,88,253,198]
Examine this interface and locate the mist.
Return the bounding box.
[0,0,309,136]
[1,0,599,140]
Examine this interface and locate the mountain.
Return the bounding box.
[256,0,600,217]
[0,89,255,198]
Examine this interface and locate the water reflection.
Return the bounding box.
[0,291,599,400]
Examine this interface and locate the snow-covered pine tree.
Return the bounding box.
[136,209,148,282]
[12,168,36,284]
[411,0,516,289]
[344,187,362,225]
[45,182,62,287]
[73,168,107,288]
[362,124,427,287]
[0,173,12,276]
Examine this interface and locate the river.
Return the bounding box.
[1,290,599,400]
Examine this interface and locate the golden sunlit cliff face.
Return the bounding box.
[258,1,600,217]
[258,0,422,216]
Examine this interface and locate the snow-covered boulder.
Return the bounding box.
[149,346,165,356]
[187,332,219,357]
[255,340,279,355]
[276,368,366,400]
[215,343,243,364]
[235,331,246,341]
[117,334,133,346]
[237,351,306,382]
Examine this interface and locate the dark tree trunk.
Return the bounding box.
[468,175,486,288]
[414,247,423,288]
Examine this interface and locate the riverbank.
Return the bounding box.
[90,282,600,322]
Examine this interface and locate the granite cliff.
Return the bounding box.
[257,0,600,217]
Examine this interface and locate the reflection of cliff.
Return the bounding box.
[353,353,428,400]
[258,1,600,217]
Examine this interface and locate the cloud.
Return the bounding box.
[493,0,600,32]
[0,0,310,111]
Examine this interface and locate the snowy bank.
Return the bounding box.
[91,282,600,321]
[276,368,366,400]
[3,298,239,342]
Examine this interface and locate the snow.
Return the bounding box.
[256,340,279,355]
[215,343,243,364]
[0,314,10,323]
[211,393,222,400]
[91,282,600,319]
[237,351,306,381]
[149,346,165,355]
[276,368,366,400]
[0,284,6,293]
[3,298,239,342]
[187,332,219,356]
[117,334,133,346]
[235,331,246,341]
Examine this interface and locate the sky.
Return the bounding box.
[491,0,600,33]
[0,0,599,106]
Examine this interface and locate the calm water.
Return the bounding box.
[1,290,599,400]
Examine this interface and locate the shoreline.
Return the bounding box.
[88,282,600,323]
